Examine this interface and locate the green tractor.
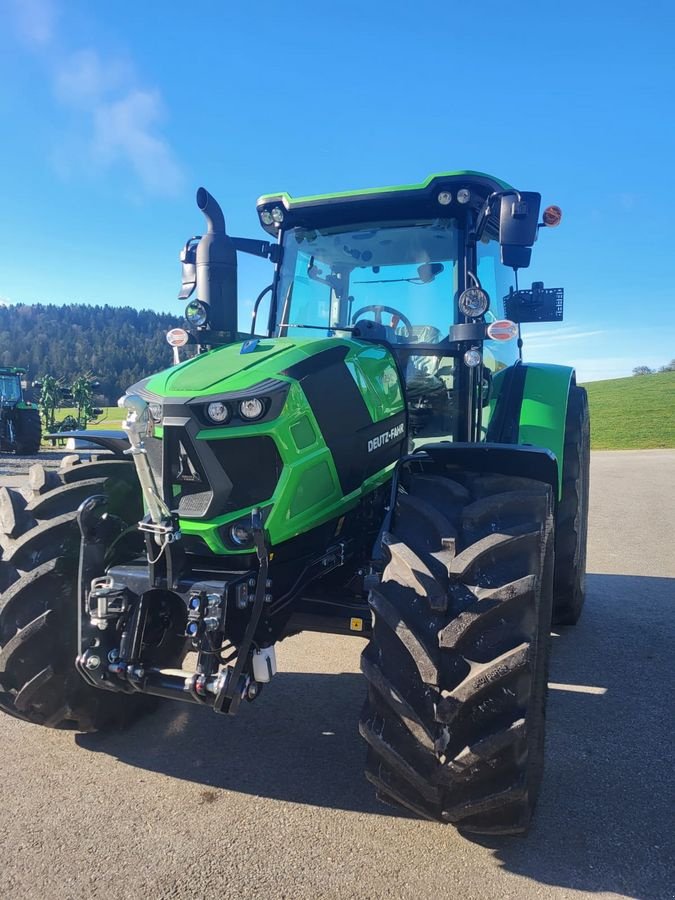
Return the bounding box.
[0,367,41,455]
[0,172,589,835]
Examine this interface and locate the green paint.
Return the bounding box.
[146,340,295,395]
[143,336,404,555]
[290,416,315,450]
[518,363,574,498]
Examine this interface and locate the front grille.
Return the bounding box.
[177,489,213,517]
[145,434,163,481]
[145,427,282,520]
[207,436,282,512]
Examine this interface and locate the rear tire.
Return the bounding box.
[552,385,590,626]
[14,408,41,455]
[0,456,156,730]
[360,471,554,834]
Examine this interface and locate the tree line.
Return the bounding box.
[0,304,182,404]
[633,360,675,376]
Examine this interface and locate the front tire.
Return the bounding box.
[0,456,155,730]
[552,385,590,625]
[14,408,41,455]
[360,471,554,834]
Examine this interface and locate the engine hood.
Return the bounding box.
[139,337,312,398]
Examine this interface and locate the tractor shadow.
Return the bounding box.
[476,573,675,900]
[77,668,390,818]
[77,572,675,898]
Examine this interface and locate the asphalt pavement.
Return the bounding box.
[0,450,673,900]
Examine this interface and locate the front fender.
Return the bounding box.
[45,429,129,458]
[487,361,575,499]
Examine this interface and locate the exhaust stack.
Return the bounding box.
[180,187,238,341]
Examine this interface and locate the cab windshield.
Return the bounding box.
[274,221,460,343]
[0,376,21,403]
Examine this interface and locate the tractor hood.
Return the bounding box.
[129,334,404,426]
[143,338,302,398]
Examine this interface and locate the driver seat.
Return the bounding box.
[408,325,443,376]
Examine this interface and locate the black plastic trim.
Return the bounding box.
[412,441,558,497]
[486,361,527,444]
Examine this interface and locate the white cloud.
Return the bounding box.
[91,89,184,195]
[7,0,58,47]
[524,329,604,349]
[7,4,184,196]
[54,49,132,107]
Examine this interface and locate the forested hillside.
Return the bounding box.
[0,304,181,403]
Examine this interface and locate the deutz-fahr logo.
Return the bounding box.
[368,423,405,453]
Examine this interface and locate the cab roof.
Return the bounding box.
[256,170,513,237]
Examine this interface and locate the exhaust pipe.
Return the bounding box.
[196,187,226,233]
[191,187,238,340]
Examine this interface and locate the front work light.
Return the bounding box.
[206,401,230,424]
[240,398,264,420]
[230,523,253,546]
[271,207,284,224]
[464,349,482,367]
[185,299,209,327]
[459,287,490,318]
[457,188,471,204]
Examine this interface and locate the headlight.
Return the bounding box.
[239,398,265,420]
[206,401,230,424]
[459,287,490,318]
[185,299,209,327]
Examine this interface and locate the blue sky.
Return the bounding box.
[1,0,673,381]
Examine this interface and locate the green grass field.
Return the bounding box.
[54,372,675,451]
[56,406,126,427]
[582,371,675,450]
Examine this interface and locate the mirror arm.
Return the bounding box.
[231,237,281,263]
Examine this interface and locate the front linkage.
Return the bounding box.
[75,395,277,715]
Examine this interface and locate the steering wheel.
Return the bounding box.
[351,305,413,338]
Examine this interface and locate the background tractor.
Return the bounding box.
[0,366,41,454]
[0,171,589,835]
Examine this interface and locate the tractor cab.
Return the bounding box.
[256,172,553,443]
[0,368,24,406]
[0,366,41,454]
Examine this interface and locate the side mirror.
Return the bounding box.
[417,262,444,283]
[499,192,541,269]
[178,236,200,300]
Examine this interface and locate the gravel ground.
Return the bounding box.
[0,450,95,486]
[0,450,673,900]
